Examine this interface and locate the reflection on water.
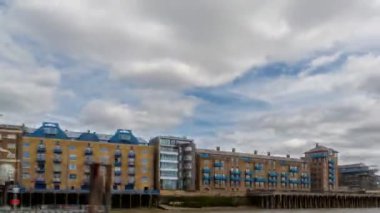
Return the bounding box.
[115,208,380,213]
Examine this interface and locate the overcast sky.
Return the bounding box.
[1,0,380,166]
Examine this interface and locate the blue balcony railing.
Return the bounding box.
[268,171,277,177]
[202,168,211,173]
[214,162,223,167]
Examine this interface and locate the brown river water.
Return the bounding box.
[116,208,380,213]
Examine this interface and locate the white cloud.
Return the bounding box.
[80,91,199,134]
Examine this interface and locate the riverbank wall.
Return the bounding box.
[159,191,380,209]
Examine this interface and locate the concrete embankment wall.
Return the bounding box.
[160,195,251,208]
[160,192,380,209]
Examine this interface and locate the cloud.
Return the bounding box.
[80,91,199,134]
[1,0,380,167]
[196,53,380,165]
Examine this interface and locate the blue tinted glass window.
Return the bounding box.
[23,152,30,158]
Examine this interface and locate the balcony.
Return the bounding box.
[85,158,93,165]
[184,155,192,161]
[114,170,122,176]
[53,167,61,173]
[84,166,91,174]
[268,171,277,177]
[230,176,240,181]
[255,165,263,171]
[128,161,135,167]
[84,149,93,156]
[128,151,136,158]
[202,168,211,173]
[53,178,61,183]
[53,156,62,163]
[114,177,122,184]
[289,167,299,173]
[53,147,62,154]
[37,146,46,153]
[114,161,122,167]
[36,167,45,173]
[230,169,241,175]
[36,156,46,163]
[114,150,122,158]
[184,146,192,152]
[128,168,135,175]
[214,162,223,167]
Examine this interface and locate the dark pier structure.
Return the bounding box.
[248,192,380,209]
[6,189,159,209]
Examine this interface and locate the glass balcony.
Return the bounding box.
[128,151,135,158]
[53,156,62,163]
[114,177,122,184]
[84,166,91,174]
[202,168,211,173]
[114,170,122,176]
[214,162,223,167]
[53,167,61,173]
[84,148,93,156]
[128,161,135,167]
[184,146,192,152]
[85,157,93,165]
[128,168,135,175]
[53,146,62,154]
[36,155,46,163]
[115,150,122,158]
[37,145,46,153]
[184,155,192,161]
[36,167,45,173]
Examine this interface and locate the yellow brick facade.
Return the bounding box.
[196,149,310,193]
[21,136,154,191]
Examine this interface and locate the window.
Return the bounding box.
[22,173,30,179]
[7,143,16,149]
[23,152,30,158]
[0,134,2,140]
[142,159,148,165]
[142,177,148,183]
[69,154,77,160]
[69,174,77,179]
[23,143,30,147]
[100,156,109,164]
[22,161,30,168]
[69,145,76,150]
[69,164,77,170]
[101,147,108,152]
[6,134,16,139]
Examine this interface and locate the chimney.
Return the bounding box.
[286,154,290,158]
[232,148,236,153]
[216,146,220,151]
[254,150,258,155]
[267,152,270,156]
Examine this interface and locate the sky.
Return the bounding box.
[1,0,380,166]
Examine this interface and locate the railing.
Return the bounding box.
[53,147,62,154]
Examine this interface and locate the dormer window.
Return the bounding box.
[43,123,58,135]
[120,133,131,141]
